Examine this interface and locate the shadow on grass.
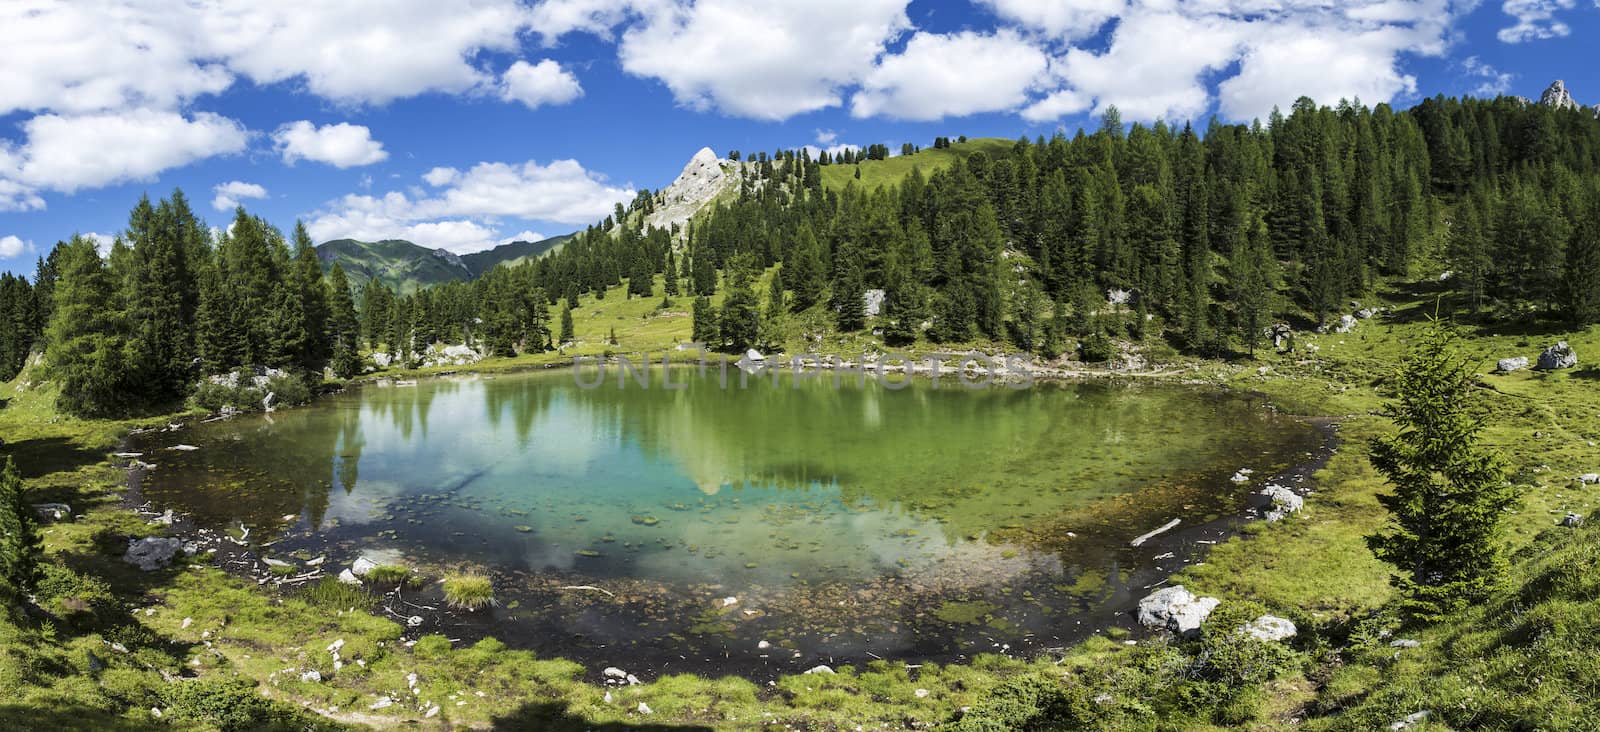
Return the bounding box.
[0,702,156,731]
[0,436,107,479]
[491,701,715,731]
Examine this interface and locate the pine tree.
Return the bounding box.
[1229,216,1276,355]
[1367,322,1515,622]
[326,264,362,378]
[692,295,720,346]
[787,226,826,311]
[45,236,130,416]
[763,264,786,346]
[664,249,681,296]
[1562,186,1600,326]
[0,457,41,599]
[560,304,575,343]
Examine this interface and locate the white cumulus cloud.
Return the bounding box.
[212,180,268,212]
[0,235,31,259]
[1,109,248,194]
[618,0,911,120]
[1462,56,1515,96]
[306,159,633,254]
[1020,0,1465,124]
[852,30,1051,121]
[1498,0,1577,43]
[273,121,388,168]
[975,0,1125,40]
[500,60,584,109]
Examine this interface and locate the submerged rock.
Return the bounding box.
[1496,356,1528,373]
[1537,342,1577,370]
[123,537,182,571]
[1136,585,1219,636]
[1240,615,1297,642]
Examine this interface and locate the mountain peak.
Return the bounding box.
[1541,79,1579,111]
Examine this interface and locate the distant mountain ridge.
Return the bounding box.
[315,235,571,294]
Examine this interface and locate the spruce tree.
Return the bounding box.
[560,304,575,343]
[1563,187,1600,325]
[45,236,130,416]
[1367,322,1515,622]
[326,264,362,378]
[0,457,41,599]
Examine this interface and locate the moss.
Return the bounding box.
[934,600,1000,625]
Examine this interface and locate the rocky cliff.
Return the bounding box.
[644,147,742,232]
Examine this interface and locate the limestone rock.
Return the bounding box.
[1496,356,1528,372]
[804,665,836,675]
[1540,80,1580,111]
[1390,710,1430,731]
[351,556,378,576]
[123,537,182,571]
[1536,341,1577,370]
[1561,512,1584,527]
[864,288,886,317]
[337,568,361,585]
[1334,314,1358,333]
[646,147,735,231]
[1136,585,1219,636]
[1260,484,1304,522]
[1240,615,1298,642]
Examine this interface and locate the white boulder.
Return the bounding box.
[1537,341,1577,370]
[1260,484,1304,522]
[1496,356,1528,373]
[1240,615,1297,642]
[1136,585,1220,636]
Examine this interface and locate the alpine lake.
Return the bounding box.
[129,364,1326,678]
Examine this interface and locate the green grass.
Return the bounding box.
[300,576,373,610]
[819,137,1017,192]
[363,563,420,587]
[441,574,496,611]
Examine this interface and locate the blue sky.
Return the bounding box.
[1,0,1597,274]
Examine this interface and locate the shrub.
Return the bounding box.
[1079,333,1115,363]
[264,373,311,406]
[441,574,496,611]
[162,677,347,731]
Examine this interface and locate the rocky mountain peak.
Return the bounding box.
[1540,80,1579,111]
[645,146,737,232]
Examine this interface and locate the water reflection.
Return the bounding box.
[133,368,1321,666]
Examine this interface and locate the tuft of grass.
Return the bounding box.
[441,574,496,611]
[365,564,421,588]
[300,577,372,611]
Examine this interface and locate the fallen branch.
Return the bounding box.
[559,585,616,597]
[1130,518,1181,547]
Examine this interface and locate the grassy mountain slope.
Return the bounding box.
[460,234,573,275]
[316,235,573,295]
[315,238,471,295]
[820,137,1016,191]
